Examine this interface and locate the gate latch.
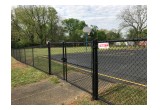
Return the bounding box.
[61,58,67,62]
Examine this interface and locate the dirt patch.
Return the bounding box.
[64,93,90,104]
[65,93,103,105]
[11,60,27,69]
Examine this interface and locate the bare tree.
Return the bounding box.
[118,5,147,38]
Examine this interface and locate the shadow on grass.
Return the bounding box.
[99,84,147,105]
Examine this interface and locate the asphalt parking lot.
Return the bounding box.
[51,48,147,85]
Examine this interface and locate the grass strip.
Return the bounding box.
[99,84,147,105]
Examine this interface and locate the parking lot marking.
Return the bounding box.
[98,73,147,87]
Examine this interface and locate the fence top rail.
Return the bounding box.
[50,42,63,45]
[31,45,48,48]
[50,39,147,44]
[66,41,92,44]
[98,38,147,43]
[50,41,92,44]
[12,38,147,49]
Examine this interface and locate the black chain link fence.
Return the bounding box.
[11,39,147,105]
[98,39,147,104]
[65,42,93,93]
[50,42,64,79]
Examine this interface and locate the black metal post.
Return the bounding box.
[64,42,67,81]
[32,47,34,66]
[16,48,18,60]
[13,49,15,58]
[19,48,21,61]
[15,49,16,58]
[16,49,18,60]
[15,49,17,59]
[62,42,65,80]
[92,39,98,100]
[24,48,26,63]
[48,42,51,75]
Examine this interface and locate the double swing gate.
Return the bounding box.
[12,38,147,104]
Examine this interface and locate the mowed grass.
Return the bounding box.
[33,56,75,76]
[11,57,49,88]
[22,46,145,58]
[99,84,147,105]
[34,46,92,56]
[70,82,147,105]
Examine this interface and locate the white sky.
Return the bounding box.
[52,5,128,30]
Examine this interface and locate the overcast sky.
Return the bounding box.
[52,5,128,30]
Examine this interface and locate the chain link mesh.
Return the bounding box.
[98,40,147,104]
[11,39,147,105]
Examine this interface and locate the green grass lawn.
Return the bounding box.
[34,46,92,56]
[24,46,145,57]
[11,56,75,88]
[11,57,49,88]
[99,84,147,105]
[11,57,59,88]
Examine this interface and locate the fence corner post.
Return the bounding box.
[92,39,98,100]
[48,41,51,75]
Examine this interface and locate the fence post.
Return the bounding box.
[16,48,18,60]
[15,49,17,59]
[11,49,13,56]
[13,48,15,57]
[19,48,21,61]
[92,39,98,100]
[48,41,51,75]
[24,48,26,63]
[65,42,67,81]
[62,42,65,80]
[32,47,34,66]
[62,42,67,80]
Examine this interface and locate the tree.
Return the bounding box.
[11,7,33,47]
[33,6,61,44]
[127,28,147,39]
[90,25,98,40]
[118,5,147,39]
[62,18,87,42]
[11,5,62,47]
[97,30,106,41]
[106,30,121,40]
[47,7,61,42]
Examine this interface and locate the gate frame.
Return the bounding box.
[47,40,99,100]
